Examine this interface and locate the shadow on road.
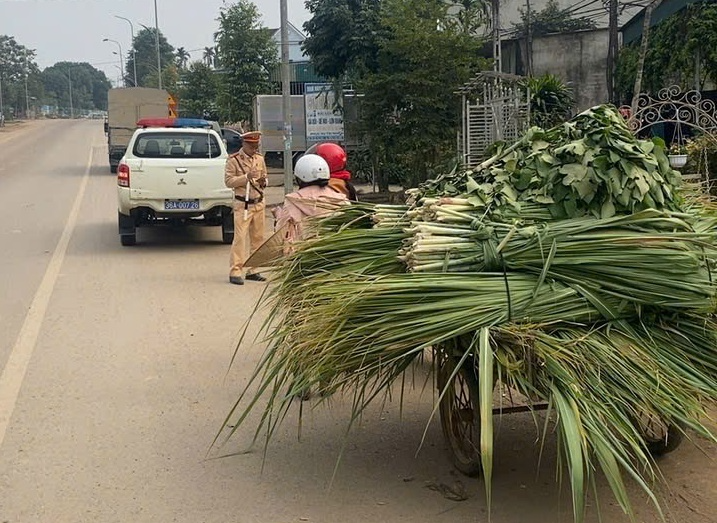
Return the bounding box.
[70,219,229,255]
[128,225,228,249]
[208,385,572,522]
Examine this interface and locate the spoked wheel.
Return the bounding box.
[636,414,683,456]
[437,356,482,477]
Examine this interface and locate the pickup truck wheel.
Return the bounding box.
[118,212,137,246]
[120,234,136,246]
[221,213,234,244]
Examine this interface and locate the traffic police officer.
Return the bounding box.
[224,130,268,285]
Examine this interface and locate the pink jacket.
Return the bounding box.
[274,185,348,248]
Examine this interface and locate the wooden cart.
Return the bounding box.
[434,346,683,477]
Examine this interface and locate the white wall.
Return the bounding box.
[532,28,611,111]
[271,23,307,62]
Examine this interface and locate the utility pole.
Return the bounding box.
[280,0,293,195]
[631,0,663,116]
[154,0,162,89]
[526,0,533,76]
[607,0,619,104]
[492,0,502,72]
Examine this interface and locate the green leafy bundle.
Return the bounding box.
[414,105,683,220]
[220,106,717,523]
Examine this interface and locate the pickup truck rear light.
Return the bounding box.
[118,163,130,187]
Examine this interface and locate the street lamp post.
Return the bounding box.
[113,65,123,88]
[115,15,138,87]
[24,57,30,118]
[0,75,4,125]
[24,73,29,118]
[103,38,125,86]
[112,52,124,85]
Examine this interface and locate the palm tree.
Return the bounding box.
[175,47,190,69]
[202,46,216,68]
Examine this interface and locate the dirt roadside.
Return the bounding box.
[0,119,46,144]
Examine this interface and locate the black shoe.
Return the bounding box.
[245,273,267,282]
[229,276,244,285]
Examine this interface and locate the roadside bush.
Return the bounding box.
[521,73,575,129]
[684,134,717,193]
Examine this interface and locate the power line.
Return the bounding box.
[564,0,603,17]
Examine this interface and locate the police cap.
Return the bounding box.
[241,131,262,143]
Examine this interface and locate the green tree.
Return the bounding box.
[176,47,190,69]
[42,62,111,113]
[214,0,278,123]
[356,0,488,189]
[202,46,216,68]
[302,0,491,189]
[0,35,38,118]
[0,35,30,82]
[444,0,491,36]
[302,0,383,79]
[127,27,176,88]
[177,61,219,120]
[512,0,597,37]
[143,64,180,94]
[616,3,717,103]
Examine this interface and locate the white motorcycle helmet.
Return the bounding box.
[294,153,331,183]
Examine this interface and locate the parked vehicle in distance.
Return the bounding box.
[106,87,170,173]
[116,117,235,246]
[221,128,243,154]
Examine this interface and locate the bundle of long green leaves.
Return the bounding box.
[220,106,717,522]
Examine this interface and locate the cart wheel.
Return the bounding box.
[637,415,683,456]
[437,358,482,477]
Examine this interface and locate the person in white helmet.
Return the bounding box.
[274,153,348,401]
[273,153,348,252]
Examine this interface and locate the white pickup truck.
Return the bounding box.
[116,117,235,246]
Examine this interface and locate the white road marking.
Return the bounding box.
[0,144,94,449]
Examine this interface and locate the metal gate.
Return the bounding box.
[457,72,530,168]
[620,85,717,183]
[621,85,717,136]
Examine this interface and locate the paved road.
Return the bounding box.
[0,120,715,523]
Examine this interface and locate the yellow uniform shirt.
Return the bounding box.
[224,149,268,201]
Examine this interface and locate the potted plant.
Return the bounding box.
[668,141,689,168]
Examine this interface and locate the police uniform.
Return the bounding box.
[224,131,268,284]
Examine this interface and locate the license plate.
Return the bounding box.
[164,199,200,210]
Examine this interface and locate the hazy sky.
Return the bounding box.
[0,0,311,84]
